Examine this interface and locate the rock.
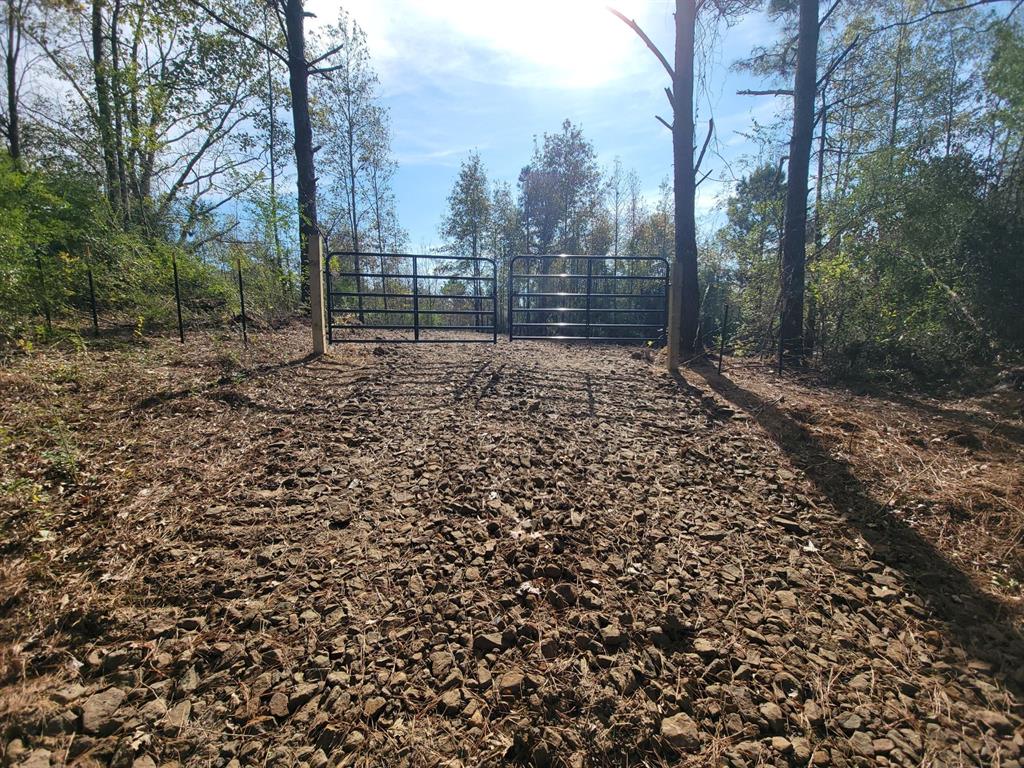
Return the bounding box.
[872,738,895,755]
[164,699,191,731]
[759,702,785,734]
[540,637,559,659]
[978,709,1014,735]
[661,712,700,750]
[363,696,386,720]
[547,583,577,609]
[472,633,504,653]
[771,736,793,754]
[177,616,205,632]
[776,591,797,610]
[51,684,87,704]
[803,700,824,728]
[439,688,464,715]
[849,731,875,758]
[178,665,200,693]
[81,687,127,735]
[772,516,806,534]
[343,731,366,751]
[22,749,51,768]
[132,757,157,768]
[138,697,168,722]
[600,625,627,648]
[269,692,289,718]
[498,671,526,696]
[838,712,862,733]
[848,673,870,691]
[289,683,319,711]
[693,639,716,658]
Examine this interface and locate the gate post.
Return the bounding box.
[309,233,327,355]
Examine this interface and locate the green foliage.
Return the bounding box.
[0,157,264,345]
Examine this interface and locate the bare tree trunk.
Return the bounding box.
[5,0,20,164]
[779,0,818,362]
[671,0,700,365]
[109,0,130,215]
[284,0,317,307]
[806,86,827,358]
[92,0,119,211]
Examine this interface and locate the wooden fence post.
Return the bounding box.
[309,234,327,355]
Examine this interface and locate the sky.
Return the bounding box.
[305,0,792,251]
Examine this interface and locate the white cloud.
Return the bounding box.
[308,0,672,91]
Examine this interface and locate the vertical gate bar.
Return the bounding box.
[662,261,670,345]
[585,257,593,340]
[325,253,333,344]
[87,265,99,337]
[507,259,515,342]
[491,269,497,344]
[718,304,729,375]
[237,255,248,347]
[172,252,185,343]
[35,252,51,334]
[354,253,365,323]
[412,254,420,341]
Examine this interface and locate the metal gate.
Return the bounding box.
[508,254,669,343]
[326,252,497,343]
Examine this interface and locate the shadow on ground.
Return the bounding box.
[687,360,1024,705]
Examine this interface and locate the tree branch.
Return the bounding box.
[817,34,859,88]
[738,88,793,97]
[187,0,289,64]
[656,115,673,132]
[608,7,674,81]
[870,0,1004,33]
[818,0,843,28]
[694,118,714,175]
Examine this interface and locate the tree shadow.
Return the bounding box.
[684,361,1024,701]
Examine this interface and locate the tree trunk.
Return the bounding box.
[92,0,119,211]
[5,0,20,164]
[109,0,129,215]
[805,86,827,358]
[779,0,818,362]
[284,0,317,308]
[669,0,699,368]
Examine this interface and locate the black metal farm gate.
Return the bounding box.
[326,251,497,343]
[508,254,669,343]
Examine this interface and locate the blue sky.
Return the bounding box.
[307,0,791,250]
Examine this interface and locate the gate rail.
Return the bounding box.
[326,251,497,343]
[509,254,669,343]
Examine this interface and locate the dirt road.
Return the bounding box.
[1,332,1022,766]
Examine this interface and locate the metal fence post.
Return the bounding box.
[236,255,248,347]
[172,253,185,343]
[718,304,729,375]
[585,257,593,340]
[86,245,99,337]
[412,254,420,341]
[491,263,498,344]
[35,252,52,334]
[508,257,516,342]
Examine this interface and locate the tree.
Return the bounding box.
[612,1,755,369]
[779,0,819,362]
[442,151,490,325]
[517,121,603,256]
[1,0,31,164]
[190,0,347,307]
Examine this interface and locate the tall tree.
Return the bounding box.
[612,1,755,368]
[442,151,491,323]
[779,0,819,361]
[1,0,29,164]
